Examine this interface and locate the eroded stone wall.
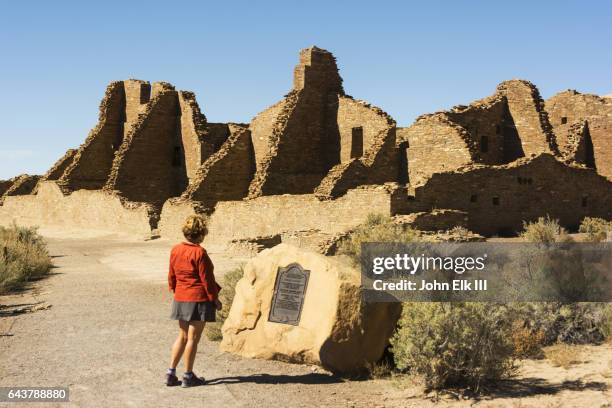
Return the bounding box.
[496,80,558,157]
[406,154,611,235]
[247,47,344,197]
[0,181,154,236]
[104,87,187,207]
[182,124,255,204]
[399,115,473,187]
[546,90,612,179]
[159,187,399,243]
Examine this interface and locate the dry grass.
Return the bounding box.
[544,344,584,368]
[0,224,52,294]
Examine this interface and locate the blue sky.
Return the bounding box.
[1,0,611,179]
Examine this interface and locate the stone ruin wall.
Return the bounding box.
[0,181,153,236]
[406,154,611,235]
[496,80,558,156]
[182,124,255,205]
[159,186,400,243]
[1,46,611,243]
[247,47,345,198]
[57,81,129,192]
[398,117,473,188]
[546,91,612,179]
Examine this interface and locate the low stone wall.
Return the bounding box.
[159,187,396,245]
[0,181,154,236]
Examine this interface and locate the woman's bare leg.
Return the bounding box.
[184,321,206,372]
[170,320,189,369]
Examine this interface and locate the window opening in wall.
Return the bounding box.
[172,146,181,167]
[350,126,364,158]
[561,117,568,124]
[470,194,478,203]
[581,195,588,207]
[492,196,500,206]
[480,136,489,153]
[496,125,501,134]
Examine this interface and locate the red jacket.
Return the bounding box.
[168,242,221,302]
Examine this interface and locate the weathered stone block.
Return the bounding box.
[220,244,401,373]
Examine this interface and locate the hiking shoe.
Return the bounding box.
[165,373,180,387]
[181,373,205,388]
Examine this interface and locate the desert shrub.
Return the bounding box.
[579,217,611,242]
[510,319,545,358]
[390,302,516,391]
[0,224,52,294]
[521,216,571,243]
[337,213,417,263]
[205,266,244,341]
[514,302,608,345]
[544,344,584,368]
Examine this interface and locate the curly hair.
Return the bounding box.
[182,215,208,243]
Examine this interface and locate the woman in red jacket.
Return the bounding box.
[166,215,222,388]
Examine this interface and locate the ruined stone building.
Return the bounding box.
[1,47,610,245]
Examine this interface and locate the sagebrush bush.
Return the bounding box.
[390,303,516,391]
[337,213,417,263]
[514,302,608,345]
[510,319,545,358]
[205,266,244,341]
[579,217,611,242]
[0,224,52,294]
[521,216,571,243]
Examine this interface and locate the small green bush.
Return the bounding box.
[0,224,52,294]
[205,266,244,341]
[390,303,516,391]
[579,217,611,242]
[521,216,571,243]
[337,213,417,263]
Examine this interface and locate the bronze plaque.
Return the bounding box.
[268,263,310,325]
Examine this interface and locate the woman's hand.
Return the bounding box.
[214,299,222,311]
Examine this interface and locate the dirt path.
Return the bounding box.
[1,230,612,407]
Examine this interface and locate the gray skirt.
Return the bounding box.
[170,300,216,322]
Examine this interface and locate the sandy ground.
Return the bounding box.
[1,229,611,408]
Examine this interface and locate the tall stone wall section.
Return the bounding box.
[247,47,344,197]
[445,94,517,164]
[496,80,558,157]
[178,91,208,180]
[315,97,398,198]
[104,86,187,207]
[407,154,611,235]
[58,80,152,192]
[399,116,474,187]
[182,124,255,204]
[546,90,612,179]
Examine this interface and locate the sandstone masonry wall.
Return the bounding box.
[406,154,611,235]
[496,80,558,157]
[546,90,612,179]
[0,181,154,236]
[182,124,255,204]
[104,86,188,207]
[247,47,344,197]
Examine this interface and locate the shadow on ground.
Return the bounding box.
[473,378,607,400]
[206,373,345,385]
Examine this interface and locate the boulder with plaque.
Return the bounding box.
[220,244,401,373]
